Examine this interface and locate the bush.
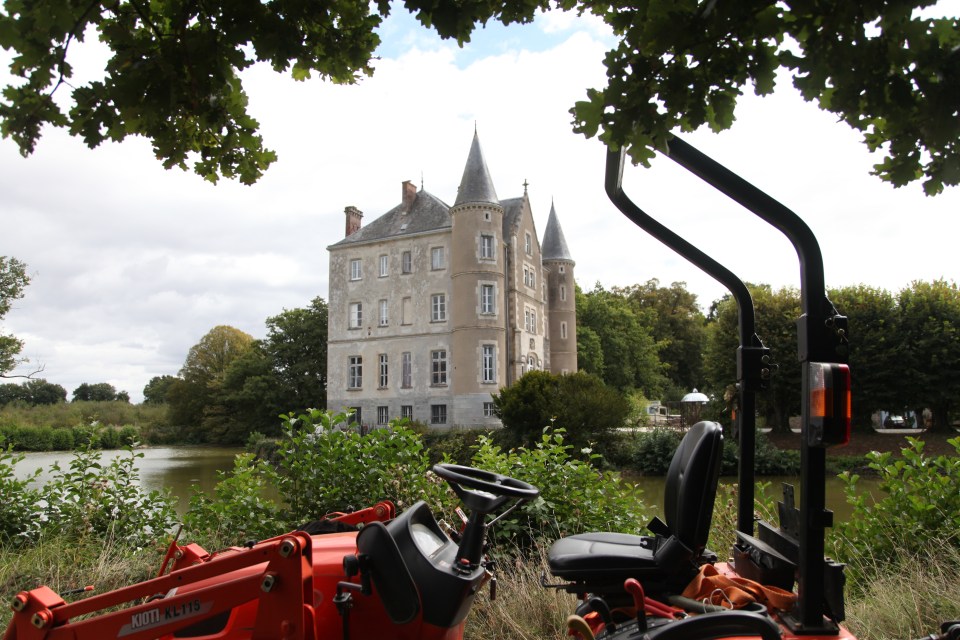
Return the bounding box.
[183,454,283,546]
[631,428,682,475]
[50,428,74,450]
[832,437,960,582]
[422,428,490,465]
[0,448,43,546]
[493,371,629,451]
[469,429,648,548]
[275,409,448,523]
[118,425,139,447]
[39,445,177,548]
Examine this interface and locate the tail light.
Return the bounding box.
[807,362,851,447]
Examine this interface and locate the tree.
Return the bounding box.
[0,256,30,377]
[72,381,120,402]
[263,297,329,412]
[828,285,901,430]
[2,2,956,190]
[168,325,255,441]
[896,279,960,431]
[492,370,629,451]
[576,283,667,396]
[142,375,178,404]
[22,378,67,405]
[179,325,255,386]
[703,284,801,432]
[617,279,707,397]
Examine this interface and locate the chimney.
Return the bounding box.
[344,206,363,237]
[401,180,417,213]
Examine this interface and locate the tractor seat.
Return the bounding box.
[548,421,723,597]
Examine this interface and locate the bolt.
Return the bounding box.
[31,611,50,629]
[279,540,296,558]
[262,574,277,593]
[11,594,27,612]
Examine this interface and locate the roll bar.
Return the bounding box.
[605,135,849,633]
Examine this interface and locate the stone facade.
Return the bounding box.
[326,133,577,429]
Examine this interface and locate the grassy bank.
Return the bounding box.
[0,401,173,449]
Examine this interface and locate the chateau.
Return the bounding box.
[326,133,577,429]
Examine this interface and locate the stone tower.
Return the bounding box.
[542,201,577,373]
[449,132,506,423]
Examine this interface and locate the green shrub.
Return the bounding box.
[832,437,960,583]
[50,428,74,450]
[631,428,682,475]
[99,426,121,449]
[183,454,283,546]
[0,448,43,546]
[27,427,54,451]
[423,428,490,465]
[275,409,447,523]
[40,445,177,548]
[118,425,139,447]
[469,430,648,548]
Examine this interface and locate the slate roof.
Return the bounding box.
[330,190,451,247]
[454,132,499,206]
[500,197,524,237]
[541,202,574,262]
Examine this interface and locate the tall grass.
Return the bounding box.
[465,547,576,640]
[0,537,159,629]
[844,546,960,640]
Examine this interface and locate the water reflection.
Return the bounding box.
[13,446,245,513]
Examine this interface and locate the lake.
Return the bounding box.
[12,446,245,513]
[12,446,876,523]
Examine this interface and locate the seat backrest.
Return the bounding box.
[662,421,723,553]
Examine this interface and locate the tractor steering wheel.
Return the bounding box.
[433,464,539,514]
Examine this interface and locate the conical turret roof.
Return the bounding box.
[541,201,574,262]
[454,132,499,206]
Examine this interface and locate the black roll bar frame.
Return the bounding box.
[605,135,849,633]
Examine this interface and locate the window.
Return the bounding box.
[560,285,566,301]
[523,266,536,288]
[401,251,412,274]
[350,407,361,424]
[431,247,445,270]
[401,405,413,420]
[483,402,495,418]
[348,356,362,389]
[401,352,412,388]
[559,265,565,274]
[431,350,447,385]
[350,259,362,280]
[349,302,362,329]
[378,299,388,326]
[480,284,495,314]
[377,406,389,426]
[379,353,388,388]
[431,294,446,322]
[480,234,495,259]
[561,321,568,339]
[401,297,411,325]
[524,307,536,333]
[482,344,496,383]
[431,404,447,425]
[528,354,537,370]
[525,232,532,255]
[379,255,388,277]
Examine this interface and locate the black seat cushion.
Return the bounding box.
[547,421,723,592]
[548,532,655,576]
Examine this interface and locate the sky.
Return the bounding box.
[2,5,959,402]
